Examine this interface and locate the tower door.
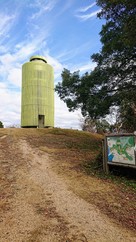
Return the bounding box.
[38,115,44,128]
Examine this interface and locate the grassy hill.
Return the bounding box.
[0,128,135,231]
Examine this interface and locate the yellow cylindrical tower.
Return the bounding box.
[21,55,54,128]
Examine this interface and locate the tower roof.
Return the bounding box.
[30,55,47,63]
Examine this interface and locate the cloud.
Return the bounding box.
[0,53,15,66]
[56,41,91,63]
[0,45,8,54]
[55,93,81,129]
[75,1,101,21]
[0,33,49,88]
[54,0,74,17]
[77,2,96,13]
[71,62,96,73]
[0,13,15,38]
[15,41,42,61]
[7,68,21,87]
[0,87,21,127]
[0,52,22,88]
[43,54,67,81]
[46,55,64,72]
[76,9,101,21]
[30,0,57,19]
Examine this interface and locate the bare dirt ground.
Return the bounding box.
[0,129,136,242]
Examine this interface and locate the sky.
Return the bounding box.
[0,0,104,129]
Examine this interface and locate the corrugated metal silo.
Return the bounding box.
[21,55,54,128]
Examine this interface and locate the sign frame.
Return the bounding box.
[103,133,136,174]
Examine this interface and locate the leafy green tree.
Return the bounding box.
[90,0,136,119]
[55,0,136,130]
[0,121,4,128]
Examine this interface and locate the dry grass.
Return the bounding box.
[0,128,136,232]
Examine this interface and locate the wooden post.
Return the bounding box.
[102,137,109,174]
[134,132,136,164]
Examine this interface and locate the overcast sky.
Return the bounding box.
[0,0,103,128]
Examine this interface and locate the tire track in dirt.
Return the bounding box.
[19,138,136,242]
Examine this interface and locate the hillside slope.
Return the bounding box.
[0,128,135,242]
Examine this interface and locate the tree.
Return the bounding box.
[90,0,136,120]
[55,0,136,130]
[116,100,136,132]
[81,117,111,134]
[0,121,4,128]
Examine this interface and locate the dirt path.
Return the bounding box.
[0,134,136,242]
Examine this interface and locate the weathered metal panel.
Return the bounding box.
[21,56,54,127]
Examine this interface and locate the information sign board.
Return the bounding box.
[107,136,135,165]
[103,134,136,174]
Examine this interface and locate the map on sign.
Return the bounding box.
[107,136,135,165]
